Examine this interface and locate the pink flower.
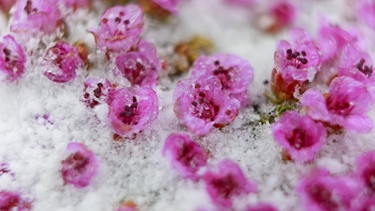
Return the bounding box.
[357,0,375,29]
[316,19,357,64]
[297,169,361,211]
[152,0,184,15]
[0,0,16,12]
[272,28,320,98]
[162,133,207,180]
[115,40,161,87]
[10,0,62,34]
[0,191,31,211]
[223,0,254,8]
[203,159,257,208]
[82,77,112,108]
[355,150,375,194]
[115,201,138,211]
[107,86,158,137]
[61,142,99,188]
[269,0,296,29]
[0,35,26,81]
[42,41,84,83]
[300,76,373,133]
[89,5,144,54]
[173,76,240,135]
[61,0,91,10]
[191,54,254,107]
[272,111,326,163]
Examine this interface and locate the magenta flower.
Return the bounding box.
[115,40,161,87]
[300,76,373,133]
[82,77,112,108]
[357,0,375,29]
[316,19,357,64]
[61,142,99,188]
[272,111,326,163]
[10,0,62,34]
[0,35,26,81]
[42,41,84,83]
[203,159,257,208]
[173,76,240,135]
[61,0,91,10]
[297,169,361,211]
[0,191,31,211]
[274,28,320,83]
[244,203,278,211]
[162,133,207,180]
[0,0,16,12]
[89,5,144,54]
[107,86,158,137]
[191,54,254,107]
[355,150,375,194]
[269,0,296,29]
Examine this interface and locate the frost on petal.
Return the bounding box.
[115,40,161,87]
[0,191,31,211]
[61,0,91,10]
[42,41,84,83]
[203,159,257,208]
[297,169,361,211]
[173,76,240,135]
[107,87,158,137]
[89,5,144,54]
[191,54,254,107]
[272,111,326,163]
[162,133,207,180]
[356,151,375,194]
[61,142,99,188]
[82,77,112,108]
[0,35,26,81]
[0,0,16,12]
[10,0,62,34]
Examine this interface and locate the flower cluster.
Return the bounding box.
[61,142,99,188]
[270,20,375,163]
[0,35,26,81]
[297,151,375,210]
[42,41,85,83]
[174,53,253,135]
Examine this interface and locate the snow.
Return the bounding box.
[1,0,375,210]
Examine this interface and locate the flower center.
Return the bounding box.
[210,175,238,199]
[212,60,233,89]
[63,152,89,173]
[24,0,38,15]
[362,166,375,192]
[285,48,308,69]
[326,95,354,116]
[307,184,339,210]
[123,61,150,85]
[286,128,313,149]
[191,90,219,121]
[356,58,373,77]
[119,96,139,125]
[2,48,19,72]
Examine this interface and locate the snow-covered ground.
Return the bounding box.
[1,0,375,210]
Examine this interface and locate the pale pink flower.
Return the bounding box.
[0,191,31,211]
[173,76,240,135]
[272,111,326,162]
[357,0,375,29]
[300,76,373,133]
[203,159,257,208]
[115,40,161,87]
[162,133,207,180]
[89,5,144,54]
[42,41,84,83]
[297,169,361,211]
[0,0,16,12]
[61,142,99,188]
[153,0,184,15]
[269,0,296,29]
[107,86,158,137]
[10,0,62,34]
[82,77,112,108]
[191,54,254,107]
[0,35,26,81]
